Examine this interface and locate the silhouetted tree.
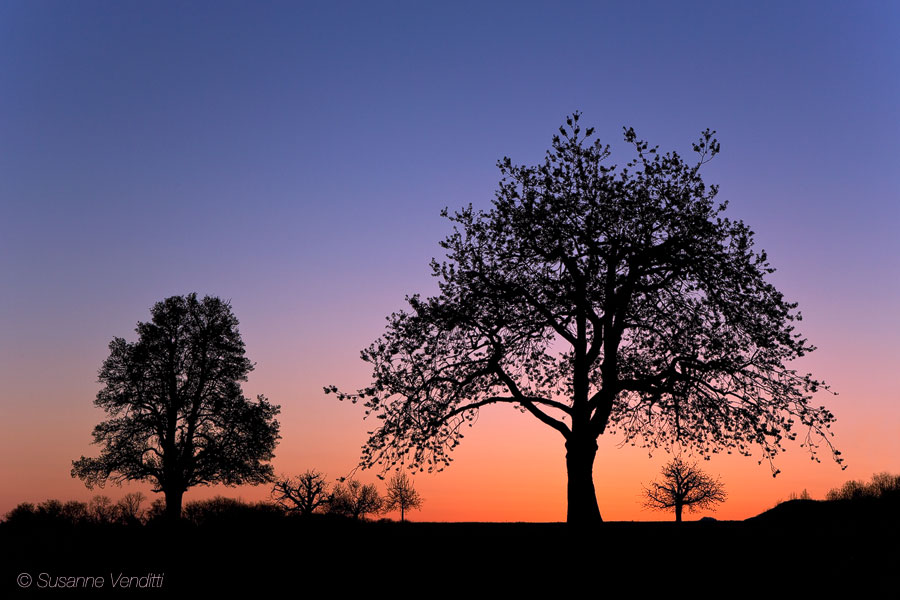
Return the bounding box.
[329,479,382,520]
[115,492,147,525]
[72,294,281,522]
[88,495,116,524]
[61,500,90,525]
[826,472,900,501]
[146,498,166,523]
[181,496,280,525]
[271,470,331,516]
[383,472,423,522]
[327,113,842,524]
[868,472,900,500]
[36,500,71,525]
[787,488,812,501]
[3,503,38,526]
[643,457,726,522]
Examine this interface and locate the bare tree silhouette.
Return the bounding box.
[327,113,842,524]
[329,480,382,520]
[72,294,281,521]
[271,470,331,516]
[115,492,147,525]
[383,472,423,522]
[643,457,726,522]
[827,472,900,501]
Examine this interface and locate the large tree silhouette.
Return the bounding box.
[72,294,281,521]
[327,113,842,524]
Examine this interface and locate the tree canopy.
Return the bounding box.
[327,113,841,523]
[72,294,281,520]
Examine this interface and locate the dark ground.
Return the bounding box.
[2,500,897,595]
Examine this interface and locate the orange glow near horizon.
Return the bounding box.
[2,362,883,524]
[2,282,895,524]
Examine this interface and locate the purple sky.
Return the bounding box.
[1,1,898,520]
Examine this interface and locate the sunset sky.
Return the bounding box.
[1,1,898,522]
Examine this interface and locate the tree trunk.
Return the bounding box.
[565,437,603,524]
[675,504,683,523]
[164,488,184,522]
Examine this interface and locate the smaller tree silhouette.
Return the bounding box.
[383,472,423,522]
[643,457,726,522]
[271,470,331,516]
[826,472,900,501]
[329,479,382,520]
[88,495,116,524]
[115,492,146,525]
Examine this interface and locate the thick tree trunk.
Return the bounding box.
[164,488,184,522]
[675,504,683,523]
[565,437,603,524]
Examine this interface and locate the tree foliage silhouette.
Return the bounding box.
[384,472,423,522]
[826,472,900,502]
[643,457,726,522]
[72,294,281,521]
[271,470,331,516]
[327,113,842,524]
[329,480,382,520]
[116,492,147,525]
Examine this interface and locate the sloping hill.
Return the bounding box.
[749,497,899,525]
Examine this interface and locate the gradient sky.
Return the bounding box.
[1,1,898,522]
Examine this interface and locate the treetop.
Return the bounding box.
[328,113,842,480]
